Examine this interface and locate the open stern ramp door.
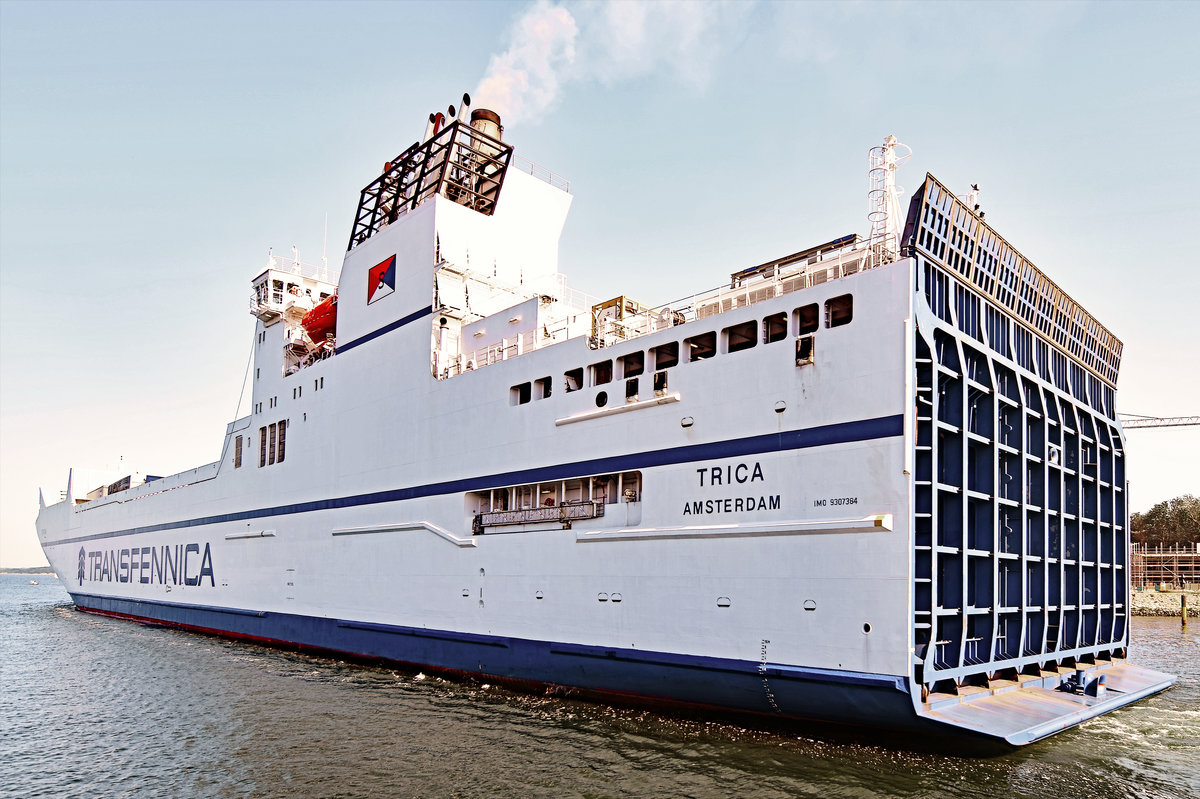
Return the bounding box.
[915,662,1173,745]
[902,174,1175,742]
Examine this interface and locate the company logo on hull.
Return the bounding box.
[79,543,215,587]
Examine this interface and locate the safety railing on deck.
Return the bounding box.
[433,236,873,377]
[512,155,570,193]
[592,238,871,348]
[258,254,340,285]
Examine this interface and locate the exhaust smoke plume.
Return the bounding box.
[475,0,749,126]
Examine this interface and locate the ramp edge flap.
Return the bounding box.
[915,663,1176,745]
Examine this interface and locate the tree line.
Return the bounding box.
[1131,494,1200,547]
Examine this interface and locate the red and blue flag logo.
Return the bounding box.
[367,255,396,304]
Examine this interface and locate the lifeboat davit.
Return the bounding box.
[301,294,337,344]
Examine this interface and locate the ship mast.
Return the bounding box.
[866,135,911,268]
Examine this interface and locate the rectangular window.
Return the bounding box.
[618,351,644,378]
[625,377,639,402]
[763,312,787,343]
[590,360,613,386]
[795,303,819,335]
[723,320,756,353]
[535,376,552,400]
[268,424,277,465]
[826,294,853,327]
[796,335,815,366]
[259,427,267,467]
[276,420,286,463]
[653,370,668,395]
[234,435,243,468]
[511,382,532,405]
[652,342,679,370]
[564,367,583,393]
[685,331,716,362]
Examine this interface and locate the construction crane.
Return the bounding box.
[1119,414,1200,429]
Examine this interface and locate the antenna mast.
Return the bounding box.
[867,135,912,268]
[322,212,329,278]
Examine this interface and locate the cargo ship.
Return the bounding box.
[36,97,1173,745]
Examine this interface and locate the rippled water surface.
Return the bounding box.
[2,574,1196,798]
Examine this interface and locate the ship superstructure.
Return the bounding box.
[36,99,1172,746]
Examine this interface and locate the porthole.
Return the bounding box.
[596,391,608,407]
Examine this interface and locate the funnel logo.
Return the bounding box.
[367,255,396,304]
[78,546,86,586]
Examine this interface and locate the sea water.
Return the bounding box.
[1,574,1196,798]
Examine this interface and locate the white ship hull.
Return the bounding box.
[37,120,1173,745]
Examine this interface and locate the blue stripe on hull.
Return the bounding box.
[54,413,904,546]
[72,592,921,733]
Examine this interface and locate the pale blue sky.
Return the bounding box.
[2,0,1197,566]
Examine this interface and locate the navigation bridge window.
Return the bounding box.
[468,471,641,533]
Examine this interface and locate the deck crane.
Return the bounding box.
[1119,414,1200,429]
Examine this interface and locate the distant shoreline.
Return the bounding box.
[1131,588,1200,617]
[0,569,55,576]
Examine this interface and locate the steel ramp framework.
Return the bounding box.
[902,175,1174,720]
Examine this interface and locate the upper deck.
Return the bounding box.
[433,233,877,380]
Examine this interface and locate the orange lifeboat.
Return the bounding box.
[302,294,337,344]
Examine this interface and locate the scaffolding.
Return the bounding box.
[1130,543,1200,589]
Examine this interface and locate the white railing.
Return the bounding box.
[592,239,872,348]
[512,155,570,193]
[261,254,340,285]
[432,238,874,376]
